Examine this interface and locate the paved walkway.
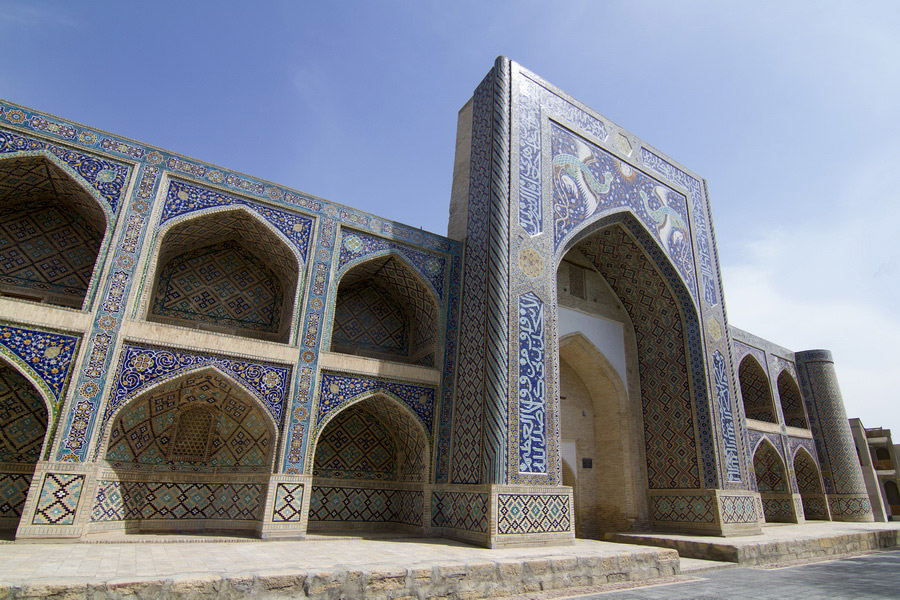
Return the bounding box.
[557,550,900,599]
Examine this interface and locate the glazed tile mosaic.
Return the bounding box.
[0,58,874,542]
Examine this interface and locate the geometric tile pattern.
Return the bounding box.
[151,240,283,334]
[90,480,262,522]
[313,393,429,483]
[430,491,488,533]
[0,200,102,306]
[575,226,700,489]
[313,406,397,480]
[338,230,447,297]
[100,344,291,443]
[308,486,423,527]
[719,495,759,524]
[332,254,438,366]
[316,371,435,435]
[0,132,130,215]
[551,123,697,298]
[0,323,79,404]
[777,370,808,428]
[739,356,777,423]
[272,483,304,522]
[754,441,788,493]
[761,497,795,521]
[0,361,47,462]
[161,179,312,263]
[0,472,32,519]
[649,495,715,523]
[332,281,409,358]
[32,473,84,525]
[794,448,829,520]
[828,496,872,518]
[497,494,570,535]
[105,372,273,471]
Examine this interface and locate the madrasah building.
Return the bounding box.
[0,58,873,548]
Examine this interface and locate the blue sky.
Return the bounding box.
[2,1,898,430]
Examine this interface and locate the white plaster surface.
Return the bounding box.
[558,306,627,390]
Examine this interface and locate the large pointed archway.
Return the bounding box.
[308,393,429,533]
[93,368,277,535]
[558,214,712,521]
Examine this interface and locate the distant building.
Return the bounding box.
[849,419,900,521]
[0,57,874,547]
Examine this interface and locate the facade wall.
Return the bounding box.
[0,57,873,545]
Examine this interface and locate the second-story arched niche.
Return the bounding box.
[777,370,808,428]
[739,355,777,423]
[330,255,438,367]
[147,208,299,344]
[0,156,106,308]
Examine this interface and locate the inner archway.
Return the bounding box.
[147,208,300,343]
[559,217,710,508]
[0,156,107,308]
[739,356,777,423]
[794,448,828,520]
[754,440,794,523]
[309,394,429,533]
[777,371,808,428]
[96,369,276,535]
[330,254,439,367]
[885,481,900,519]
[0,360,49,533]
[558,333,637,537]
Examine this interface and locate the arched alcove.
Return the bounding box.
[330,254,439,367]
[739,356,778,423]
[777,370,808,428]
[558,332,638,537]
[753,440,794,523]
[0,360,50,532]
[559,216,710,496]
[95,369,277,535]
[309,393,429,533]
[885,480,900,518]
[794,448,828,520]
[0,156,107,308]
[147,208,300,343]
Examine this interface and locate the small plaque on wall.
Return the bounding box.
[582,458,593,469]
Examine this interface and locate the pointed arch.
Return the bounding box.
[310,390,430,483]
[329,250,440,367]
[739,355,777,423]
[558,211,713,491]
[753,438,796,522]
[792,446,829,521]
[145,204,303,343]
[102,365,278,471]
[558,332,641,536]
[0,153,111,309]
[0,357,51,530]
[777,369,808,428]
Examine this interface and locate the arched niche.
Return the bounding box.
[739,356,777,423]
[0,155,107,308]
[559,214,711,492]
[0,359,50,531]
[753,439,794,523]
[147,207,300,344]
[308,393,429,532]
[777,370,808,428]
[330,253,439,367]
[558,332,640,537]
[885,480,900,517]
[95,368,277,536]
[793,447,828,520]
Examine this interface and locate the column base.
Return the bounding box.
[648,489,762,536]
[827,493,875,522]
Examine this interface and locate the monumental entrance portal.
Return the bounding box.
[0,57,872,547]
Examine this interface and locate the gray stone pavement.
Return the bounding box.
[552,550,900,600]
